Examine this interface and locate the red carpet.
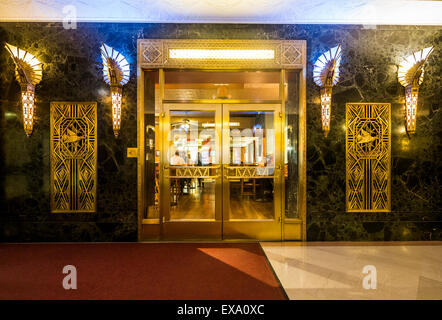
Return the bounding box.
[0,243,286,300]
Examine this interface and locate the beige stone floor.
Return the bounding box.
[261,242,442,300]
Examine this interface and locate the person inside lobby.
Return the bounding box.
[170,150,186,166]
[169,151,187,204]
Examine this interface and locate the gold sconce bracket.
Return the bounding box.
[4,43,43,137]
[101,43,130,138]
[313,45,342,137]
[398,46,433,136]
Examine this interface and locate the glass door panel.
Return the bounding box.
[222,104,282,240]
[168,110,217,220]
[161,103,282,240]
[161,104,222,239]
[227,111,275,220]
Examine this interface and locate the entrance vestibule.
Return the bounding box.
[137,40,307,241]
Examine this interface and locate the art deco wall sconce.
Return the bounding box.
[398,46,433,135]
[4,43,43,136]
[101,43,130,137]
[313,45,342,137]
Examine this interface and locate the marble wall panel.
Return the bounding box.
[0,23,440,241]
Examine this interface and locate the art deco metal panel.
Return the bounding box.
[138,39,305,69]
[225,166,274,178]
[346,103,391,212]
[168,166,219,178]
[50,102,97,213]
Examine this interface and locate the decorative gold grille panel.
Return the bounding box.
[50,102,97,213]
[346,103,390,212]
[226,166,274,178]
[168,166,219,178]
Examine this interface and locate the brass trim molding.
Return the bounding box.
[138,39,306,69]
[50,102,97,213]
[169,166,219,178]
[225,166,275,179]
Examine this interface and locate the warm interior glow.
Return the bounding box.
[321,91,331,137]
[21,89,34,137]
[405,86,418,135]
[111,88,122,137]
[169,49,275,60]
[202,122,240,128]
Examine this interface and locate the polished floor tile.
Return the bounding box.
[261,242,442,300]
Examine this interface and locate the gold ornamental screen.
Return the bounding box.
[346,103,391,212]
[168,166,219,178]
[50,102,97,212]
[225,166,275,179]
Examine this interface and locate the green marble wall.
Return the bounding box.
[0,23,440,241]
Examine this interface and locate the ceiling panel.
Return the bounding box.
[0,0,441,25]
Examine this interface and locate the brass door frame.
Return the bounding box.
[136,39,307,241]
[138,69,307,241]
[161,103,223,239]
[222,104,283,240]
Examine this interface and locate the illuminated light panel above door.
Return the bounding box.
[169,49,275,60]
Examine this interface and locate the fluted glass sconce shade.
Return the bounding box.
[313,45,342,137]
[4,43,43,136]
[111,86,122,137]
[101,43,130,137]
[21,87,35,136]
[320,87,332,135]
[398,46,433,135]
